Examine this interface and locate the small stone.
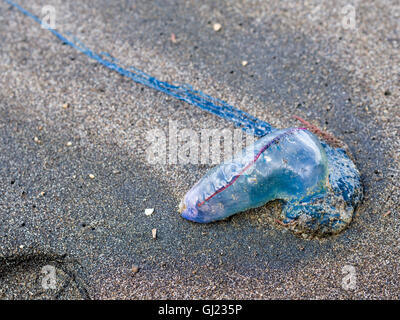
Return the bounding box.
[131,265,139,274]
[39,191,46,197]
[112,169,121,174]
[88,174,95,179]
[213,23,222,32]
[145,208,154,216]
[152,228,157,239]
[241,60,248,66]
[62,103,70,109]
[33,136,41,144]
[171,33,177,43]
[66,141,73,147]
[19,245,24,249]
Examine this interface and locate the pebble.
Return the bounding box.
[33,136,41,144]
[131,265,139,274]
[66,141,73,147]
[170,33,177,43]
[62,103,70,109]
[145,208,154,216]
[152,228,157,239]
[213,23,222,32]
[88,174,95,179]
[241,60,248,66]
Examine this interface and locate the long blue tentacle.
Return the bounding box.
[3,0,274,137]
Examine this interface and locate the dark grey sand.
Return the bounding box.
[0,0,399,299]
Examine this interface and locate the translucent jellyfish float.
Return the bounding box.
[180,125,363,237]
